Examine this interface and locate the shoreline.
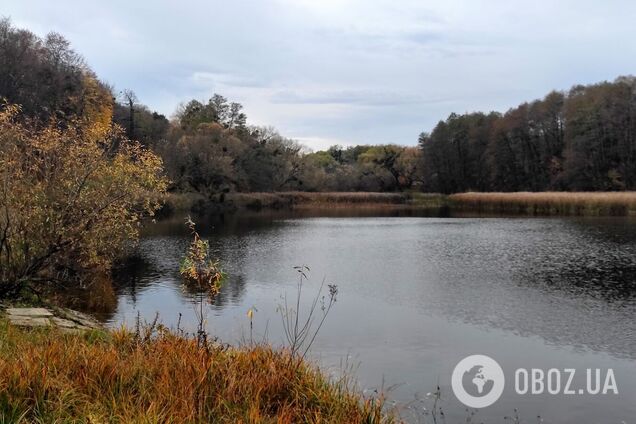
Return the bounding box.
[0,316,393,423]
[448,191,636,216]
[162,191,636,217]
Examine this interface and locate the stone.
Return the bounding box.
[8,317,52,327]
[56,308,100,329]
[3,306,101,332]
[6,307,53,317]
[51,317,78,329]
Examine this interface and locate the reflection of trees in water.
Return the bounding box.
[179,273,247,309]
[111,254,158,304]
[143,209,447,239]
[531,260,636,303]
[109,228,250,311]
[513,219,636,303]
[205,237,249,308]
[422,218,636,359]
[111,236,187,301]
[48,273,119,323]
[495,220,636,358]
[212,273,246,308]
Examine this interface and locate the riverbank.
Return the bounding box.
[449,191,636,216]
[163,191,636,217]
[0,316,394,423]
[162,191,446,216]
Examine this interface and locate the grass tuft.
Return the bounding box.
[0,319,395,423]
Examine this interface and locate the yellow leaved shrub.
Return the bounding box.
[0,103,168,296]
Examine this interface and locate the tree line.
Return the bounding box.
[419,77,636,193]
[0,18,420,196]
[116,92,421,194]
[2,18,636,197]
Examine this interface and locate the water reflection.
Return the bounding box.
[104,213,636,356]
[112,255,158,304]
[82,210,636,423]
[110,239,249,313]
[50,273,118,320]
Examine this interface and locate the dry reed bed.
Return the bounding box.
[450,192,636,216]
[228,192,445,210]
[229,192,408,207]
[0,320,393,423]
[161,192,446,214]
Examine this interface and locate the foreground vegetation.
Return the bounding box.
[0,103,167,297]
[0,319,393,423]
[0,19,167,297]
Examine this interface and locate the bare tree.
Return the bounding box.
[120,89,138,139]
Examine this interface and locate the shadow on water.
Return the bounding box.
[47,272,119,322]
[144,206,451,237]
[103,210,636,351]
[512,218,636,303]
[108,218,250,313]
[77,207,446,321]
[64,208,636,424]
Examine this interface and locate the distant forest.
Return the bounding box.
[420,79,636,193]
[2,18,635,195]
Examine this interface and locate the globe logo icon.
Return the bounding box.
[462,365,495,397]
[452,355,505,408]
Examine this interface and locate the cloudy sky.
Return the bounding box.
[5,0,636,150]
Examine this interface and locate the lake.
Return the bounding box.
[100,210,636,423]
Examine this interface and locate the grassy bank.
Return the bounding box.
[0,319,393,424]
[219,191,446,210]
[230,191,410,208]
[450,192,636,216]
[162,190,636,217]
[163,191,446,214]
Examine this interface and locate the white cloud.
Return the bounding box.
[3,0,636,150]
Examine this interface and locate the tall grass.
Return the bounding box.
[228,192,445,210]
[449,192,636,216]
[0,319,394,423]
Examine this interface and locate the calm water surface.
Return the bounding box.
[103,210,636,423]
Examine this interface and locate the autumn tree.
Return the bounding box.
[418,76,636,192]
[0,18,113,126]
[561,78,636,190]
[162,122,246,194]
[0,104,167,297]
[175,94,247,132]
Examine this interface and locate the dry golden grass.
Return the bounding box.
[0,320,394,424]
[449,192,636,216]
[227,192,405,209]
[227,192,445,210]
[285,192,408,204]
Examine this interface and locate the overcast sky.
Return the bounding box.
[5,0,636,150]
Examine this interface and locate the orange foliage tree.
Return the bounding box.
[0,103,168,297]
